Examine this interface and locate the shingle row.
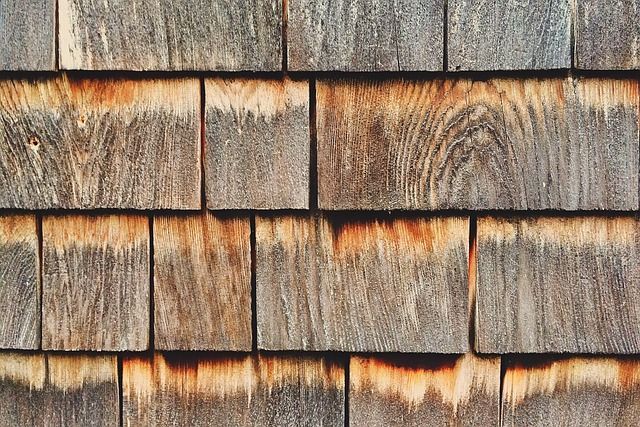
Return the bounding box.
[2,0,639,71]
[1,75,638,211]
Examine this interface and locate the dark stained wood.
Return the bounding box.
[476,216,640,354]
[123,353,345,426]
[350,354,500,426]
[0,0,55,70]
[205,78,310,209]
[287,0,444,71]
[0,352,118,426]
[317,78,639,211]
[0,76,200,209]
[576,0,640,70]
[59,0,282,71]
[153,212,251,350]
[256,214,469,352]
[42,214,149,351]
[447,0,571,71]
[503,357,640,425]
[0,215,39,349]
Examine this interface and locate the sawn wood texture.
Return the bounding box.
[287,0,444,71]
[448,0,571,71]
[317,78,639,211]
[59,0,282,71]
[123,353,345,426]
[205,78,310,209]
[0,76,200,209]
[256,214,469,352]
[153,212,251,350]
[42,214,150,351]
[0,215,39,349]
[349,354,500,427]
[476,216,640,354]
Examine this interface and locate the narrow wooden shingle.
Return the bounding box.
[0,0,55,70]
[0,352,118,426]
[350,354,500,426]
[154,212,251,350]
[576,0,640,70]
[503,357,640,425]
[205,78,309,210]
[0,76,200,209]
[287,0,444,71]
[476,216,640,354]
[42,214,149,351]
[59,0,282,71]
[448,0,570,71]
[317,78,639,211]
[123,353,345,426]
[0,215,39,349]
[256,214,469,352]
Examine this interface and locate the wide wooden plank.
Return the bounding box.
[0,0,55,70]
[476,216,640,354]
[576,0,640,70]
[287,0,444,71]
[0,215,39,349]
[154,212,251,350]
[317,78,639,210]
[59,0,282,71]
[0,352,118,426]
[42,214,149,351]
[256,214,469,352]
[448,0,570,71]
[350,354,500,426]
[0,76,200,209]
[503,357,640,425]
[205,78,310,209]
[123,353,345,426]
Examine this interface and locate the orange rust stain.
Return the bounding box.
[43,214,149,248]
[0,214,37,242]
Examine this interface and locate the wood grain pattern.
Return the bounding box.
[153,212,251,350]
[448,0,570,71]
[256,214,469,352]
[0,75,200,209]
[0,352,118,426]
[0,0,55,70]
[59,0,282,70]
[0,215,39,349]
[123,353,345,426]
[42,214,149,351]
[205,78,310,209]
[287,0,444,71]
[503,357,640,425]
[576,0,640,70]
[476,216,640,354]
[317,78,639,211]
[350,354,500,426]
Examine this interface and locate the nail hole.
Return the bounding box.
[27,135,40,148]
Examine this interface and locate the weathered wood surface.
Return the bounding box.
[448,0,570,71]
[503,357,640,425]
[0,0,55,70]
[0,352,118,426]
[256,214,469,352]
[42,214,150,351]
[59,0,282,71]
[205,78,310,209]
[123,353,345,426]
[287,0,444,71]
[317,78,639,211]
[0,76,200,209]
[0,215,39,349]
[576,0,640,70]
[154,212,251,350]
[476,216,640,354]
[350,354,500,427]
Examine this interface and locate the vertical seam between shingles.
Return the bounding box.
[55,0,59,70]
[468,215,477,351]
[443,0,448,71]
[344,353,350,427]
[200,78,206,209]
[250,213,258,352]
[282,0,288,72]
[309,80,318,210]
[37,212,44,350]
[148,215,155,351]
[118,354,123,427]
